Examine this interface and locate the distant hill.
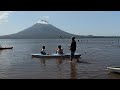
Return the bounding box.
[0,22,81,39]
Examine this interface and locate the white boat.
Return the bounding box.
[32,53,81,58]
[107,66,120,73]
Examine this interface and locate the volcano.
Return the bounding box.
[0,21,80,39]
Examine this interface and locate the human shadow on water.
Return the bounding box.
[76,60,91,64]
[69,56,91,64]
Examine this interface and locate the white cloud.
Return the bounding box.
[37,16,49,24]
[0,11,13,24]
[42,16,49,20]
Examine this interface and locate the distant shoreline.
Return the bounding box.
[77,36,120,38]
[0,36,120,39]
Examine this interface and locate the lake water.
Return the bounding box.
[0,38,120,79]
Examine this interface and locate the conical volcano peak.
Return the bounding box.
[37,20,49,24]
[0,21,81,39]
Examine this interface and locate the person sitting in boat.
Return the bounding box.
[41,46,47,55]
[56,45,64,55]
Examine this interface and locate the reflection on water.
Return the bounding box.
[0,50,2,54]
[70,62,77,79]
[39,58,64,67]
[40,58,46,67]
[34,57,78,79]
[56,58,63,65]
[108,72,120,79]
[1,39,120,79]
[56,59,63,79]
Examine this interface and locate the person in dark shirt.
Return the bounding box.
[70,36,79,62]
[41,46,46,55]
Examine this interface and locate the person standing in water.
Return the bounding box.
[70,36,79,62]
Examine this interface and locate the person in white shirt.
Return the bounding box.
[56,45,63,55]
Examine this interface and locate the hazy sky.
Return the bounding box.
[0,11,120,36]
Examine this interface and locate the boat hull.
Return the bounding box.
[32,53,81,58]
[107,66,120,73]
[0,47,13,50]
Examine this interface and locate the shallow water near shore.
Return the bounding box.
[0,38,120,79]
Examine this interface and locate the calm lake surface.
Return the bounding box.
[0,38,120,79]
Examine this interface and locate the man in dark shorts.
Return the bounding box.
[70,36,79,62]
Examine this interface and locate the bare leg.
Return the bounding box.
[75,57,79,62]
[70,57,73,61]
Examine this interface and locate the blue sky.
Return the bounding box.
[0,11,120,36]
